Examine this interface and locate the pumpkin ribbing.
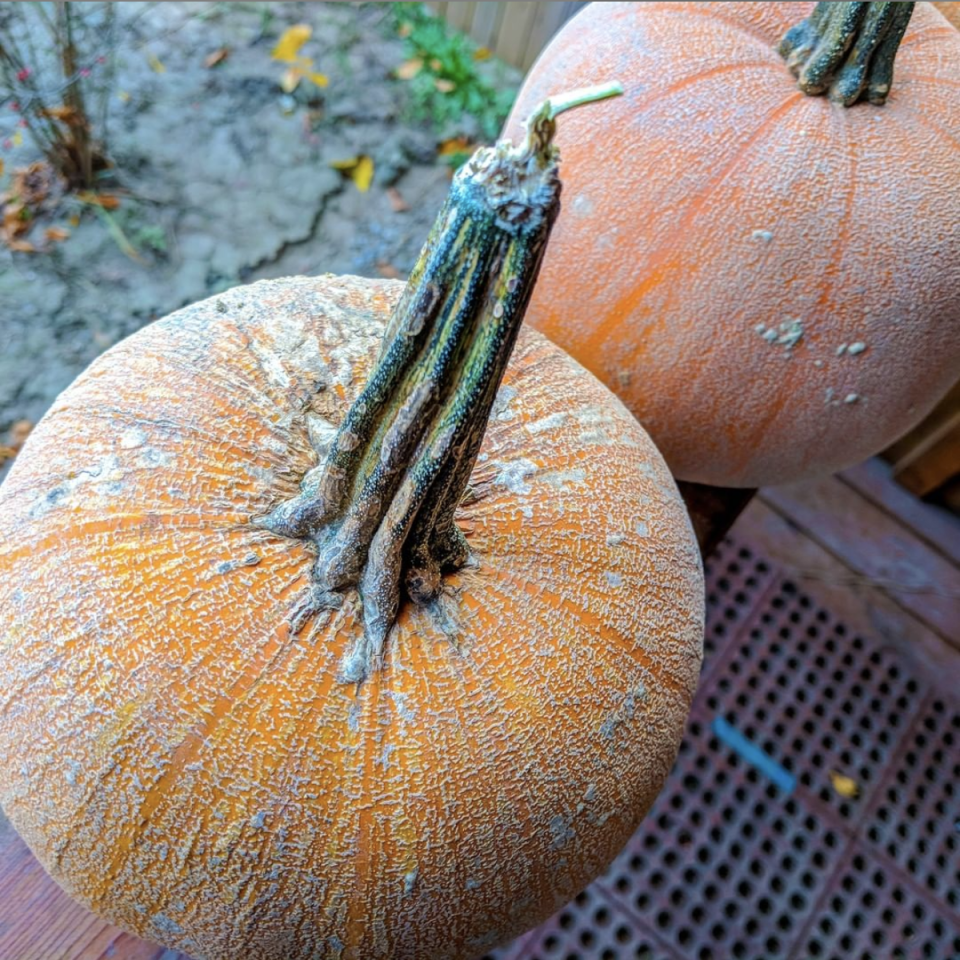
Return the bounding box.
[0,93,702,960]
[507,1,960,487]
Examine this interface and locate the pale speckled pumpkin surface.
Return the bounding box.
[0,277,704,960]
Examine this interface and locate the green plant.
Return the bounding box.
[391,3,516,141]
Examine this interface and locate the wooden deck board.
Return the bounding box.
[762,475,960,646]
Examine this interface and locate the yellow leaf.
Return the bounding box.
[395,58,423,80]
[434,78,456,93]
[438,135,473,156]
[272,24,312,63]
[147,51,166,74]
[351,155,374,192]
[12,131,23,147]
[280,67,301,93]
[68,213,80,227]
[329,156,374,192]
[829,771,859,799]
[473,46,492,61]
[0,159,4,177]
[118,90,131,103]
[306,71,329,88]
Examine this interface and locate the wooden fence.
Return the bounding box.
[426,1,588,72]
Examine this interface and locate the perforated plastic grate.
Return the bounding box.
[597,719,841,960]
[485,534,960,960]
[701,540,776,672]
[866,697,960,913]
[700,578,922,822]
[795,844,960,960]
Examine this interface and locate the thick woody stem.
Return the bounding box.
[779,2,915,106]
[258,82,622,683]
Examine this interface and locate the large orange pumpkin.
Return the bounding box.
[0,101,703,960]
[507,1,960,487]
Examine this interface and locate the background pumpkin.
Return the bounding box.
[0,270,703,957]
[506,1,960,488]
[933,1,960,30]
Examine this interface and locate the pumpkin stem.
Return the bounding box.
[258,83,622,683]
[779,1,915,106]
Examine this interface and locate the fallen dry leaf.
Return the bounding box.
[76,191,121,210]
[272,24,312,63]
[386,186,408,213]
[305,69,328,88]
[10,419,33,449]
[0,159,4,178]
[7,238,35,253]
[147,51,166,74]
[39,105,80,123]
[397,21,413,38]
[11,130,23,147]
[395,58,423,80]
[434,78,456,94]
[829,771,859,799]
[204,48,229,69]
[44,226,70,243]
[0,446,18,464]
[376,261,402,280]
[438,135,474,157]
[329,155,374,193]
[473,46,492,61]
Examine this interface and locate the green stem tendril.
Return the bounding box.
[258,82,622,684]
[779,2,915,106]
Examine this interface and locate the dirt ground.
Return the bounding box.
[0,1,519,475]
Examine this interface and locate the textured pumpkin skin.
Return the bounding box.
[507,1,960,487]
[0,276,704,960]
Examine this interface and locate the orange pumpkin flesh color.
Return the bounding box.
[0,92,703,959]
[507,1,960,488]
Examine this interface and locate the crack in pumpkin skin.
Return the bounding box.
[506,1,960,487]
[0,277,703,959]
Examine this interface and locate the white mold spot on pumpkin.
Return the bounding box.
[751,229,774,243]
[403,867,419,895]
[493,458,538,495]
[549,814,575,850]
[29,454,124,518]
[526,411,567,434]
[491,383,518,421]
[606,532,625,547]
[539,467,586,489]
[605,572,623,589]
[635,520,649,538]
[119,427,147,450]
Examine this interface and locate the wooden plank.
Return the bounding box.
[840,458,960,565]
[761,476,960,646]
[469,0,505,50]
[444,1,477,34]
[494,1,539,70]
[736,500,960,699]
[883,378,960,465]
[892,415,960,497]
